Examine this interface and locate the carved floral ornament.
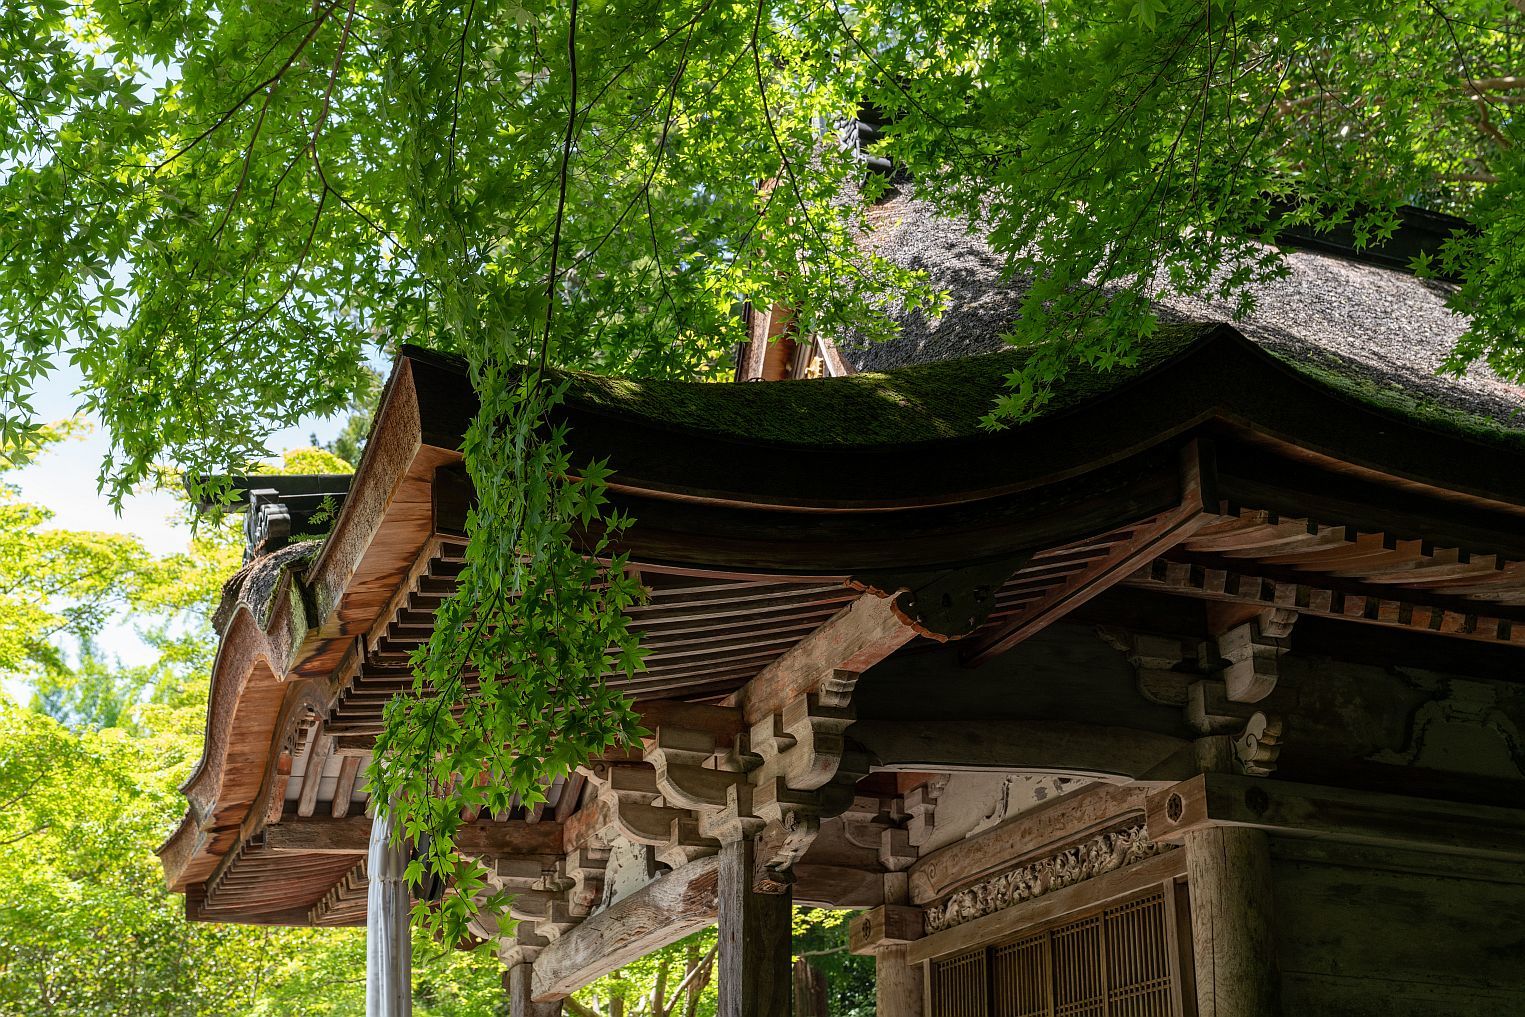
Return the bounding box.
[923,823,1173,934]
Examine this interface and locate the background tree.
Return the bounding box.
[6,0,1525,933]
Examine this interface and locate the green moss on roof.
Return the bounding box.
[1268,350,1525,453]
[564,324,1212,447]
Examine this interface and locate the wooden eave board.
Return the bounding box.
[164,357,467,895]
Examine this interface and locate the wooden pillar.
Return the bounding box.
[875,945,924,1017]
[717,838,792,1017]
[366,802,412,1017]
[507,963,562,1017]
[1184,826,1278,1017]
[851,904,924,1017]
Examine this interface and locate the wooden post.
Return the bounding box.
[507,963,562,1017]
[850,904,924,1017]
[1184,826,1278,1017]
[717,838,792,1017]
[366,802,412,1017]
[875,946,924,1017]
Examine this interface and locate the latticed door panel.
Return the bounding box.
[931,947,990,1017]
[930,888,1182,1017]
[992,935,1048,1017]
[1052,916,1106,1017]
[1105,891,1174,1016]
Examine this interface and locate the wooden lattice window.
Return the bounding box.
[930,888,1187,1017]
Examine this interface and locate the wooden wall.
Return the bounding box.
[1271,838,1525,1016]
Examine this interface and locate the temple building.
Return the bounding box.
[162,198,1525,1017]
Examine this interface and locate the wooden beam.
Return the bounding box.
[296,734,334,818]
[1128,557,1525,647]
[852,719,1192,787]
[793,864,886,909]
[726,593,913,724]
[263,815,564,856]
[531,855,721,1001]
[718,838,792,1017]
[1146,773,1525,861]
[331,754,362,819]
[909,784,1147,905]
[849,906,924,955]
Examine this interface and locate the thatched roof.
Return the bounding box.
[838,191,1525,430]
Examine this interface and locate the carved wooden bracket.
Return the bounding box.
[1215,608,1296,702]
[1186,680,1287,776]
[1097,625,1208,708]
[850,555,1030,641]
[1233,713,1283,777]
[628,685,875,892]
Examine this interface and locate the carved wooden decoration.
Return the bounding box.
[1216,608,1295,703]
[923,824,1173,934]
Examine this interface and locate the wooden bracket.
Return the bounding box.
[1215,608,1296,702]
[1233,713,1283,777]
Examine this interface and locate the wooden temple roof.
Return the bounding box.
[161,321,1525,926]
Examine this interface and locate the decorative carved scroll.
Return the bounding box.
[923,824,1174,934]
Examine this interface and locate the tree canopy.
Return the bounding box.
[6,0,1525,935]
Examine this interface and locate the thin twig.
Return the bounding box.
[540,0,580,373]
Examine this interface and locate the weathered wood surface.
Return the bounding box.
[163,354,464,895]
[532,856,721,1001]
[507,964,561,1017]
[1147,773,1525,861]
[849,905,923,955]
[964,441,1218,665]
[263,815,564,856]
[717,839,792,1017]
[874,946,924,1017]
[726,593,912,724]
[910,784,1147,904]
[331,754,362,819]
[906,847,1185,965]
[792,863,884,909]
[296,734,334,818]
[1272,838,1525,1016]
[1186,827,1278,1017]
[853,718,1190,783]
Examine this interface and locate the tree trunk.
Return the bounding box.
[791,959,828,1017]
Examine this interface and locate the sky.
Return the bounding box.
[4,360,342,698]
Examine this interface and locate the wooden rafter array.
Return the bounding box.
[309,860,369,927]
[1177,508,1525,605]
[1129,556,1525,646]
[198,838,364,921]
[962,506,1213,665]
[322,542,858,740]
